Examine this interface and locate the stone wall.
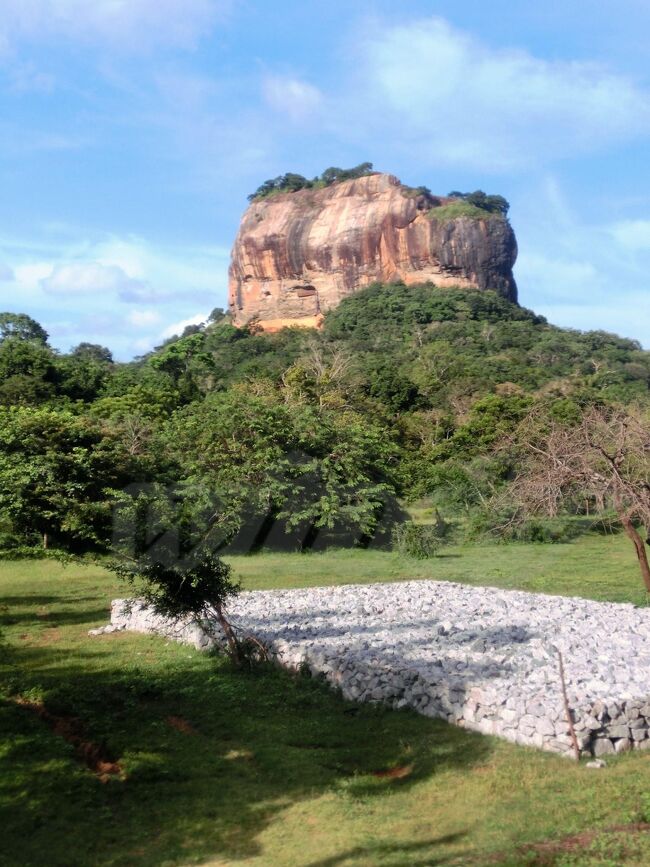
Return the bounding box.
[104,580,650,759]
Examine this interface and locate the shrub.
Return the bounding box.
[107,549,243,661]
[248,163,375,201]
[466,510,586,544]
[428,201,504,222]
[392,522,441,559]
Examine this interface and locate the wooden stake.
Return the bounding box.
[558,650,580,761]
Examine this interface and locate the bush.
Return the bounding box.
[392,522,441,559]
[107,549,243,661]
[0,545,77,562]
[428,201,504,222]
[248,163,375,201]
[466,510,586,544]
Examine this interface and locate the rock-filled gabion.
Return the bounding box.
[104,580,650,759]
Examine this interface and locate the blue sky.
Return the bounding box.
[0,0,649,359]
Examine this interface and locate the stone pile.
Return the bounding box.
[104,580,650,758]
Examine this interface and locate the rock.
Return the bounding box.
[593,738,616,757]
[607,724,631,739]
[229,173,518,330]
[535,718,556,737]
[585,759,607,769]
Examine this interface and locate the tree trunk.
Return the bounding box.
[620,515,650,593]
[43,532,49,550]
[213,602,241,663]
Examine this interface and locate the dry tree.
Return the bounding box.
[497,405,650,590]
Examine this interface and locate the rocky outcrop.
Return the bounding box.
[228,173,518,330]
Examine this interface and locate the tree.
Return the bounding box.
[499,405,650,589]
[0,312,48,344]
[163,380,400,551]
[107,549,242,661]
[0,406,140,550]
[0,338,58,405]
[71,343,113,363]
[445,191,509,215]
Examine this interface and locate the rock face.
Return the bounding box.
[228,173,518,330]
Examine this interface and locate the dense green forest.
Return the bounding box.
[1,283,649,556]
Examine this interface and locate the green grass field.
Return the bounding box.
[228,531,648,605]
[3,535,650,866]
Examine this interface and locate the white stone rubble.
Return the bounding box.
[102,580,650,758]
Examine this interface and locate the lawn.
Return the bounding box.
[2,535,650,866]
[228,531,648,605]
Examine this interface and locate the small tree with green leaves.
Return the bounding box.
[108,548,243,661]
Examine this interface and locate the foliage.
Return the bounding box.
[0,406,144,550]
[107,549,240,653]
[0,312,49,344]
[0,337,59,405]
[163,383,401,551]
[447,189,510,214]
[0,290,649,555]
[248,162,375,201]
[70,342,114,363]
[392,522,443,558]
[466,510,587,544]
[428,200,505,221]
[497,404,650,588]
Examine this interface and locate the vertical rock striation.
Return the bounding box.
[228,173,518,330]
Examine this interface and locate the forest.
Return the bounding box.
[1,282,649,565]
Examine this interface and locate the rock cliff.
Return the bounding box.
[228,173,518,330]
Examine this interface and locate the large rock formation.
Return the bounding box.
[228,173,517,330]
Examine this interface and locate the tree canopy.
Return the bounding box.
[0,290,648,559]
[247,163,375,201]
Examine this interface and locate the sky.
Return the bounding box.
[0,0,649,359]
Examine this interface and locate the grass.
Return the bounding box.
[427,201,504,222]
[228,531,649,606]
[2,535,650,865]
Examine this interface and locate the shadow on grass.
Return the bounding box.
[0,600,110,629]
[1,626,491,867]
[305,834,467,866]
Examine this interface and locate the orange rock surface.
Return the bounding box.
[228,173,517,330]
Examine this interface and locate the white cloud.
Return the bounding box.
[161,312,209,339]
[516,253,601,301]
[0,262,14,281]
[510,176,650,347]
[609,219,650,251]
[40,262,145,297]
[0,122,89,156]
[125,309,162,328]
[341,17,650,170]
[263,75,323,122]
[5,62,54,93]
[0,0,227,53]
[536,297,650,346]
[0,231,228,358]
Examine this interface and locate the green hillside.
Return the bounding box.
[0,284,648,554]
